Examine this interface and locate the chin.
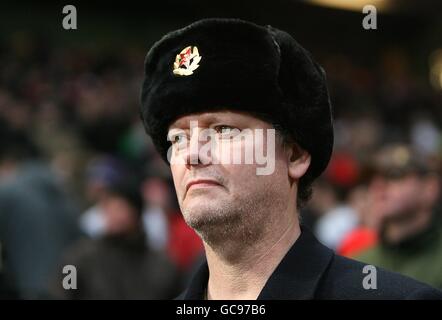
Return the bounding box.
[182,201,236,230]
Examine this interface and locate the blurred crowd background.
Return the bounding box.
[0,0,441,299]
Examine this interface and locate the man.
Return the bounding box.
[356,144,442,289]
[140,18,442,299]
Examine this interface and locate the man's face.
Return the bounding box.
[371,174,425,221]
[168,111,293,243]
[101,194,139,235]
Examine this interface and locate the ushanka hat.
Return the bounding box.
[140,18,334,183]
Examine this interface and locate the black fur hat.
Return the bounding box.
[140,18,333,182]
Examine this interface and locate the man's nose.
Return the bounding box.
[184,127,213,167]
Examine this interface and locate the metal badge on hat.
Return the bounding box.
[173,46,201,76]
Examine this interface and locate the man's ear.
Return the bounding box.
[287,144,311,180]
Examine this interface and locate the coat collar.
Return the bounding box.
[183,226,334,300]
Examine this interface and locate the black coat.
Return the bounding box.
[177,227,442,300]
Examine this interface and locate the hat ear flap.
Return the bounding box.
[266,26,334,182]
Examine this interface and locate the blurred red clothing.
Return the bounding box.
[338,227,378,258]
[325,152,360,188]
[167,212,204,271]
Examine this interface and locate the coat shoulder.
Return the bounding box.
[316,254,442,300]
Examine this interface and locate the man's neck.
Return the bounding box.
[204,213,301,300]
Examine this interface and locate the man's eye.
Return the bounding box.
[171,134,187,145]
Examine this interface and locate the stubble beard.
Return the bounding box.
[180,180,285,259]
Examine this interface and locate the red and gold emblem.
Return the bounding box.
[173,46,201,76]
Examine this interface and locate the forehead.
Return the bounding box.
[168,110,273,129]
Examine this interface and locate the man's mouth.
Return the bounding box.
[185,179,222,192]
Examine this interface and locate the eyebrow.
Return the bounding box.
[169,113,229,130]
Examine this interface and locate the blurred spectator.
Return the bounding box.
[337,169,379,257]
[356,144,442,289]
[79,156,127,238]
[0,121,80,299]
[49,177,182,299]
[141,166,172,252]
[314,152,361,250]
